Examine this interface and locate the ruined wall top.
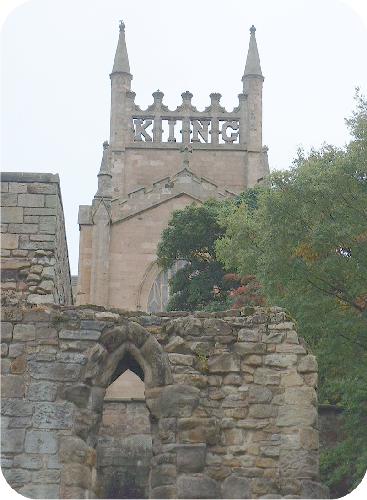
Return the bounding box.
[0,172,73,307]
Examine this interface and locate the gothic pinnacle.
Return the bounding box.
[111,19,131,74]
[243,24,263,80]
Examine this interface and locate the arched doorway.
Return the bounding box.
[96,352,151,498]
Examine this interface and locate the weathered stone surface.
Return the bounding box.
[18,482,60,499]
[300,479,329,498]
[277,405,317,427]
[59,436,88,464]
[281,370,304,387]
[165,335,185,352]
[29,361,82,381]
[59,329,101,341]
[177,474,220,499]
[1,206,23,223]
[13,323,36,341]
[298,355,318,373]
[249,404,277,418]
[18,193,45,207]
[1,374,25,398]
[63,384,91,408]
[178,418,219,445]
[222,475,251,498]
[238,327,261,342]
[33,402,74,429]
[208,353,240,373]
[177,444,206,472]
[168,353,194,366]
[264,353,297,368]
[249,385,273,403]
[284,387,317,406]
[3,468,31,485]
[25,430,58,453]
[13,454,43,470]
[150,464,176,488]
[254,368,281,385]
[234,342,267,355]
[1,428,25,452]
[1,322,13,341]
[159,384,200,417]
[203,318,232,335]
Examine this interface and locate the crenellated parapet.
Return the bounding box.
[125,90,247,146]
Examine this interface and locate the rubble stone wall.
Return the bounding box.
[1,173,72,307]
[0,304,329,499]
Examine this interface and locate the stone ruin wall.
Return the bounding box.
[1,304,329,499]
[0,173,73,307]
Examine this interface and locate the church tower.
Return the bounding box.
[77,23,269,311]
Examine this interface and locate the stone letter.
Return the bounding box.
[192,120,210,143]
[134,119,153,142]
[221,121,239,143]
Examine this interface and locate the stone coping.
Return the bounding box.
[1,172,60,183]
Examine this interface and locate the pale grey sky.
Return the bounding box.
[1,0,367,275]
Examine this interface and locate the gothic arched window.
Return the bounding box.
[147,261,186,313]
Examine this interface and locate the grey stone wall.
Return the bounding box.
[0,304,329,499]
[1,173,72,306]
[97,400,151,498]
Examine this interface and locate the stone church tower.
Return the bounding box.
[76,22,269,311]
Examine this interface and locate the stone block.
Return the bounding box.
[2,399,33,416]
[238,328,261,342]
[18,193,44,207]
[2,468,31,485]
[298,355,318,373]
[59,329,101,341]
[39,215,56,233]
[203,318,232,335]
[281,370,304,387]
[249,403,277,418]
[9,344,25,359]
[8,182,27,193]
[25,430,59,453]
[33,402,74,429]
[1,374,25,398]
[177,444,206,472]
[254,368,281,385]
[264,353,297,368]
[29,361,82,381]
[1,428,25,452]
[13,323,36,341]
[45,194,58,208]
[32,469,61,483]
[159,384,200,417]
[284,387,317,406]
[234,342,267,355]
[63,384,91,408]
[27,182,57,194]
[59,435,88,464]
[61,463,91,489]
[165,335,185,352]
[140,336,173,387]
[277,405,317,427]
[178,417,219,445]
[1,322,13,341]
[13,454,43,469]
[18,483,59,498]
[208,353,240,373]
[8,223,39,233]
[168,353,194,366]
[177,474,220,499]
[0,206,23,223]
[27,293,54,304]
[262,331,285,343]
[150,464,176,488]
[248,385,273,403]
[1,233,19,250]
[222,475,251,499]
[27,381,59,401]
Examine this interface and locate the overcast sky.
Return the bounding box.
[1,0,367,275]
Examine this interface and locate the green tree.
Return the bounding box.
[156,201,232,311]
[216,92,367,496]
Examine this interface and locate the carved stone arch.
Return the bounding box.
[97,321,173,391]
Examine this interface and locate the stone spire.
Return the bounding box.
[96,141,112,198]
[111,20,131,75]
[242,25,263,80]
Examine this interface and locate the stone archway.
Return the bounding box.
[81,321,202,499]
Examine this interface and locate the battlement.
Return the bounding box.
[127,90,246,146]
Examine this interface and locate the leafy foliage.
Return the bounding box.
[216,91,367,496]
